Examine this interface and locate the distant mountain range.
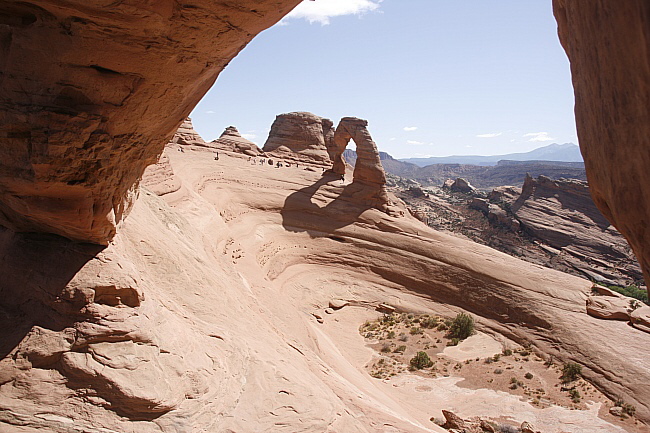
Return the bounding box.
[399,143,582,167]
[342,143,586,189]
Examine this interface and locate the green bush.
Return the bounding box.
[605,284,648,304]
[447,313,475,340]
[410,351,433,370]
[569,388,581,403]
[561,362,582,383]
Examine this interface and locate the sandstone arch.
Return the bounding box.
[330,117,390,211]
[0,0,301,245]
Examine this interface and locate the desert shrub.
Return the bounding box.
[398,333,409,342]
[381,343,391,353]
[409,327,423,335]
[387,331,395,339]
[502,348,513,356]
[393,345,407,353]
[420,316,438,328]
[493,353,501,362]
[569,388,581,403]
[446,338,460,346]
[561,362,582,383]
[494,369,503,374]
[410,351,433,370]
[437,322,448,331]
[524,372,534,380]
[605,284,648,304]
[447,312,475,340]
[623,403,636,416]
[497,424,519,433]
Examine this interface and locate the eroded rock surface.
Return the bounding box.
[0,0,301,244]
[330,117,391,211]
[211,126,263,156]
[169,117,205,147]
[262,112,334,165]
[554,0,650,285]
[512,175,641,285]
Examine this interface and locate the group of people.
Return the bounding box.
[247,156,299,169]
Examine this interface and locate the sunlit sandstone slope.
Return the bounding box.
[2,143,648,432]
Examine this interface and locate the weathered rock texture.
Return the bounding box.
[211,126,262,156]
[3,148,649,431]
[262,112,334,165]
[512,175,641,285]
[0,0,301,244]
[331,117,391,211]
[554,0,650,286]
[168,117,204,147]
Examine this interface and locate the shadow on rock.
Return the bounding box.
[281,172,374,235]
[0,227,103,358]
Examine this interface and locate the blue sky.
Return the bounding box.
[190,0,577,159]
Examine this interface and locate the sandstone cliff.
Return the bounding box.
[554,0,650,285]
[0,0,301,244]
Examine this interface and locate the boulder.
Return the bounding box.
[610,406,625,417]
[441,410,466,430]
[329,299,349,310]
[450,178,477,194]
[586,296,632,320]
[630,306,650,334]
[520,421,536,433]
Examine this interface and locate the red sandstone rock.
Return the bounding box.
[0,0,301,244]
[170,118,205,147]
[212,126,263,157]
[262,112,334,165]
[330,117,391,211]
[554,0,650,286]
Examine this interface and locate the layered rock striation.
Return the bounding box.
[211,126,263,157]
[330,117,391,212]
[511,175,640,284]
[554,0,650,285]
[169,117,205,147]
[262,112,334,165]
[0,0,301,244]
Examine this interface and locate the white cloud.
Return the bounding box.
[476,132,502,138]
[389,137,396,141]
[524,132,555,142]
[205,110,216,114]
[241,133,257,141]
[407,140,424,145]
[403,126,418,132]
[286,0,381,25]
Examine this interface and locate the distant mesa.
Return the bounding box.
[400,142,584,167]
[211,126,263,157]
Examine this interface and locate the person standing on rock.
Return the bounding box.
[214,152,219,160]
